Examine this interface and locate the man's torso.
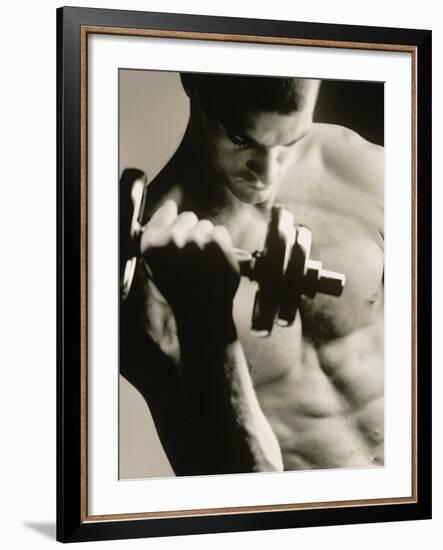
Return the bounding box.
[137,123,384,471]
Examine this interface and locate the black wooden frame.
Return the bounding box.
[57,6,432,543]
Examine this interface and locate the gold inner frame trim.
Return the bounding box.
[82,25,417,52]
[79,24,418,523]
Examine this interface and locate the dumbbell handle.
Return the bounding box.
[123,236,344,303]
[232,248,255,278]
[306,261,345,298]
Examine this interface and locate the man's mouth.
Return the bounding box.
[234,175,267,190]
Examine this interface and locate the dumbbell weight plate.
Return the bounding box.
[278,225,312,326]
[251,206,295,336]
[120,169,148,300]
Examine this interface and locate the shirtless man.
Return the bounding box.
[120,74,384,476]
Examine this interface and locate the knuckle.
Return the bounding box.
[159,199,177,216]
[170,228,186,248]
[213,224,228,234]
[213,225,232,243]
[178,210,198,224]
[197,219,214,231]
[140,228,167,252]
[140,229,157,251]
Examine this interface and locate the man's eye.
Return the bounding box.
[227,132,250,149]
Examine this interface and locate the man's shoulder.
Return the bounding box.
[311,123,384,198]
[312,122,382,154]
[140,159,187,222]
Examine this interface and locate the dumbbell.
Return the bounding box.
[232,206,345,335]
[120,169,346,336]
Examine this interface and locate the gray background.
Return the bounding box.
[119,71,186,479]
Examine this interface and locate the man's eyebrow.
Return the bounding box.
[227,127,307,148]
[223,126,254,144]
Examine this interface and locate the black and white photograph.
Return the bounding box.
[119,70,385,480]
[54,3,431,545]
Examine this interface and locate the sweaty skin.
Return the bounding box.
[121,101,384,474]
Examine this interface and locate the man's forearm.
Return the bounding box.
[121,268,283,477]
[175,312,284,476]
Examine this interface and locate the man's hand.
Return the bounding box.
[139,200,240,330]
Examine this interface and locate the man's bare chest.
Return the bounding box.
[142,174,384,383]
[211,195,383,336]
[194,197,382,393]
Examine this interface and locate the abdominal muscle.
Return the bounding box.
[233,277,384,471]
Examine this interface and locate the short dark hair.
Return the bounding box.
[180,73,318,130]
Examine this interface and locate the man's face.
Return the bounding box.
[202,106,314,204]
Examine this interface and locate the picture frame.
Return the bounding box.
[56,6,432,543]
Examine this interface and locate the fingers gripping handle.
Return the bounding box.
[119,168,256,301]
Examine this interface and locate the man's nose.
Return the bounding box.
[246,148,281,185]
